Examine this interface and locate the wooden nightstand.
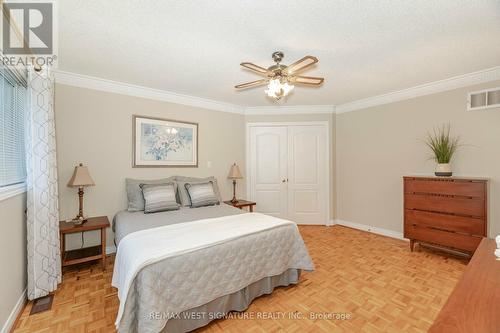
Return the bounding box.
[224,200,256,212]
[59,216,110,269]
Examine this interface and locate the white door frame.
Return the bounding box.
[245,121,331,225]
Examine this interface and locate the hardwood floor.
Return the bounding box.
[12,225,467,333]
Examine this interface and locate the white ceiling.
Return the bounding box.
[58,0,500,107]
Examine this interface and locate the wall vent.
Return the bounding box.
[467,87,500,111]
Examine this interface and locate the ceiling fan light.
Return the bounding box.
[265,79,280,97]
[265,78,294,100]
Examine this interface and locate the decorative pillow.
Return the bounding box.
[140,183,180,213]
[184,181,220,208]
[176,176,222,206]
[126,177,176,211]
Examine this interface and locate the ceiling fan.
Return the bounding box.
[235,51,324,100]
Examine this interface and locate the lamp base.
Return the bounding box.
[71,216,87,225]
[231,180,238,204]
[73,187,87,225]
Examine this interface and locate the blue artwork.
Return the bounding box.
[134,116,197,166]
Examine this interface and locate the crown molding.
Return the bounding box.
[53,70,335,115]
[54,66,500,116]
[335,66,500,114]
[244,105,335,115]
[53,70,245,114]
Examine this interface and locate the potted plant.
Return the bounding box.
[425,124,460,177]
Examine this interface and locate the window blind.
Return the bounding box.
[0,69,27,187]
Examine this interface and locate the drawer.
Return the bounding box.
[405,210,486,236]
[404,178,485,198]
[404,224,483,252]
[405,194,485,218]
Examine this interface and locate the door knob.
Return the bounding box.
[282,179,286,183]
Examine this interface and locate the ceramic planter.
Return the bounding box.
[435,163,452,177]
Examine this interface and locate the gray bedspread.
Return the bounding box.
[113,206,314,333]
[115,213,314,333]
[113,204,244,244]
[163,268,301,333]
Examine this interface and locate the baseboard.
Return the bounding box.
[106,245,116,255]
[334,219,406,240]
[1,288,26,333]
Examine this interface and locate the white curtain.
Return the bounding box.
[26,67,61,300]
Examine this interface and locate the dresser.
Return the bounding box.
[429,238,500,333]
[403,176,488,254]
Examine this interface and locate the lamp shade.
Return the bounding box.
[228,163,243,179]
[67,163,95,187]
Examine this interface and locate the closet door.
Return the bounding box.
[249,126,288,218]
[287,125,328,224]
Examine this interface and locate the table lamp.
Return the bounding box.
[228,163,243,203]
[67,163,95,223]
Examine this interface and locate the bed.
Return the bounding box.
[112,182,314,333]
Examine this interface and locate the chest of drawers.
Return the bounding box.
[429,238,500,332]
[403,176,488,254]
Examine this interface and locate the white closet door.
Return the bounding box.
[249,126,288,218]
[287,125,327,224]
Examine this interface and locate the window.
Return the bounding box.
[0,67,27,188]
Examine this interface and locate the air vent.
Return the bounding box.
[468,87,500,111]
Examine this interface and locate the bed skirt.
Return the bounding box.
[161,268,301,333]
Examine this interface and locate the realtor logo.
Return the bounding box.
[2,2,53,55]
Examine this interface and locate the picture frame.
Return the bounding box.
[132,115,198,167]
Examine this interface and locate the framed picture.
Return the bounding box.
[133,115,198,167]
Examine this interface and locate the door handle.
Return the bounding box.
[282,179,286,183]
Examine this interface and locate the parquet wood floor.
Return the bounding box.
[12,226,468,333]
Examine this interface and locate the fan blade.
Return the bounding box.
[235,79,269,89]
[293,76,324,85]
[240,62,270,76]
[287,56,318,74]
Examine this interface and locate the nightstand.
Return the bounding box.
[224,200,256,212]
[59,216,110,269]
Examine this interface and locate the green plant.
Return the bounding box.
[425,124,460,164]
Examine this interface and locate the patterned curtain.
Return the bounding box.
[26,67,61,300]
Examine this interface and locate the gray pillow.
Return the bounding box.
[126,177,176,211]
[184,181,220,208]
[176,176,222,206]
[140,183,180,213]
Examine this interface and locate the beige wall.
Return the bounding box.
[336,80,500,238]
[55,84,246,249]
[55,78,500,250]
[0,193,27,331]
[245,113,336,220]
